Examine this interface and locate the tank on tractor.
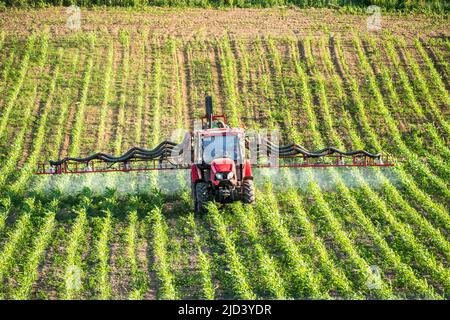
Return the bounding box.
[191,96,255,213]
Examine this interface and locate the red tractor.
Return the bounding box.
[191,97,255,213]
[36,96,394,214]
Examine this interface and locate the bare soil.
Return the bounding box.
[0,8,448,40]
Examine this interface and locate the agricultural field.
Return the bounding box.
[0,7,449,300]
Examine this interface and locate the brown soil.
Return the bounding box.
[0,8,448,41]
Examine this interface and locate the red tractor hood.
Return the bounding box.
[211,158,235,173]
[210,158,237,186]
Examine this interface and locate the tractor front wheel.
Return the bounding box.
[242,179,255,204]
[195,182,211,214]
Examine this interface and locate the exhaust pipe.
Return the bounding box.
[205,96,213,129]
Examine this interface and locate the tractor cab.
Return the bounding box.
[193,128,245,165]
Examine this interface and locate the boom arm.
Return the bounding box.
[49,141,180,166]
[251,137,392,167]
[37,140,190,175]
[35,134,393,175]
[260,138,381,158]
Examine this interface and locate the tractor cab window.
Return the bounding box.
[202,135,241,164]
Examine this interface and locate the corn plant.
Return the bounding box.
[206,203,256,299]
[149,206,177,299]
[69,35,96,157]
[307,172,395,299]
[353,173,450,296]
[114,31,130,155]
[0,49,16,98]
[333,36,447,226]
[278,188,359,298]
[0,197,11,232]
[0,34,37,138]
[383,38,425,119]
[94,209,112,299]
[97,40,114,151]
[125,210,148,299]
[235,38,256,128]
[10,48,65,193]
[12,200,58,299]
[218,36,240,127]
[49,51,80,160]
[232,202,288,299]
[62,206,89,300]
[0,199,35,291]
[353,35,449,200]
[186,213,215,300]
[426,41,449,82]
[0,31,4,52]
[253,36,277,131]
[255,186,325,299]
[424,123,450,161]
[414,39,449,106]
[267,37,302,143]
[310,37,438,298]
[149,37,162,148]
[134,33,147,145]
[395,37,449,136]
[289,38,321,146]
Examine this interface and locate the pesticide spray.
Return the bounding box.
[30,170,191,197]
[253,166,399,192]
[30,166,398,198]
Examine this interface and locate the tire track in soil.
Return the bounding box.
[30,223,69,299]
[183,41,195,130]
[232,38,255,128]
[121,43,139,153]
[316,38,352,148]
[193,215,226,299]
[109,223,131,299]
[163,207,195,299]
[327,36,366,140]
[100,38,120,153]
[399,40,449,115]
[105,39,127,154]
[123,34,145,153]
[59,54,87,159]
[16,60,52,167]
[248,41,265,126]
[141,33,153,149]
[177,43,190,130]
[159,38,176,141]
[80,45,108,156]
[210,39,225,116]
[16,93,46,168]
[251,39,272,129]
[144,224,158,300]
[424,42,449,87]
[137,227,156,300]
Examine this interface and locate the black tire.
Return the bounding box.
[242,179,255,204]
[195,182,211,214]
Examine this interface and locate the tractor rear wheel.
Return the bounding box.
[195,182,211,214]
[242,179,255,204]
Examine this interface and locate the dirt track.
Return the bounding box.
[0,7,449,40]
